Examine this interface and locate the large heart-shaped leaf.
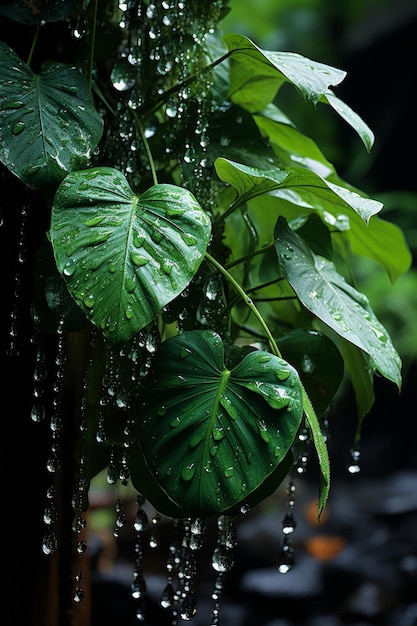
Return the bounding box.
[0,42,103,190]
[275,217,402,388]
[136,330,303,517]
[50,167,212,343]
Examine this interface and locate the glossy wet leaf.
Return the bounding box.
[215,158,382,223]
[224,33,346,110]
[223,34,374,150]
[0,42,103,190]
[50,167,212,343]
[275,217,402,388]
[136,330,303,517]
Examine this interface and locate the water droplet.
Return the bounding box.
[180,589,198,620]
[347,447,361,474]
[181,462,196,481]
[12,121,26,135]
[211,545,234,573]
[160,582,175,608]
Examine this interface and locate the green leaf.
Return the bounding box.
[278,328,344,418]
[337,338,375,428]
[275,217,402,388]
[320,90,375,152]
[215,158,382,223]
[215,158,289,206]
[136,330,304,517]
[0,42,103,190]
[301,387,330,520]
[336,213,412,283]
[254,104,337,175]
[50,167,212,343]
[224,33,346,112]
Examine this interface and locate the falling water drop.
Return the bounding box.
[347,446,361,474]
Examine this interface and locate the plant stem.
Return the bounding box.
[88,0,99,90]
[225,243,275,269]
[205,252,282,358]
[27,24,40,67]
[133,111,158,185]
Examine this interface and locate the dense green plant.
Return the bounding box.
[0,0,411,589]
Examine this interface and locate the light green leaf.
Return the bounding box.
[337,213,412,283]
[50,167,211,343]
[254,104,336,176]
[137,330,304,517]
[275,217,402,388]
[302,387,330,520]
[321,90,375,152]
[223,33,346,112]
[0,42,103,190]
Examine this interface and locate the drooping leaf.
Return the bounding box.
[223,34,374,150]
[320,90,374,152]
[50,167,212,343]
[301,387,330,520]
[224,33,346,111]
[0,42,103,191]
[275,217,402,388]
[136,330,304,517]
[215,158,382,223]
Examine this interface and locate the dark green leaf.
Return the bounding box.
[275,217,402,388]
[137,330,303,516]
[50,167,212,343]
[278,328,344,418]
[0,42,103,190]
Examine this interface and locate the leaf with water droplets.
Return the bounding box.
[275,216,402,388]
[215,158,382,223]
[134,330,303,517]
[0,42,103,190]
[50,168,212,343]
[223,34,374,150]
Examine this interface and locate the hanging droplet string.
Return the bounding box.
[161,517,181,624]
[278,423,310,574]
[42,317,66,556]
[7,205,28,357]
[278,478,297,573]
[30,325,47,423]
[131,494,148,622]
[210,515,237,625]
[72,374,91,603]
[176,517,199,622]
